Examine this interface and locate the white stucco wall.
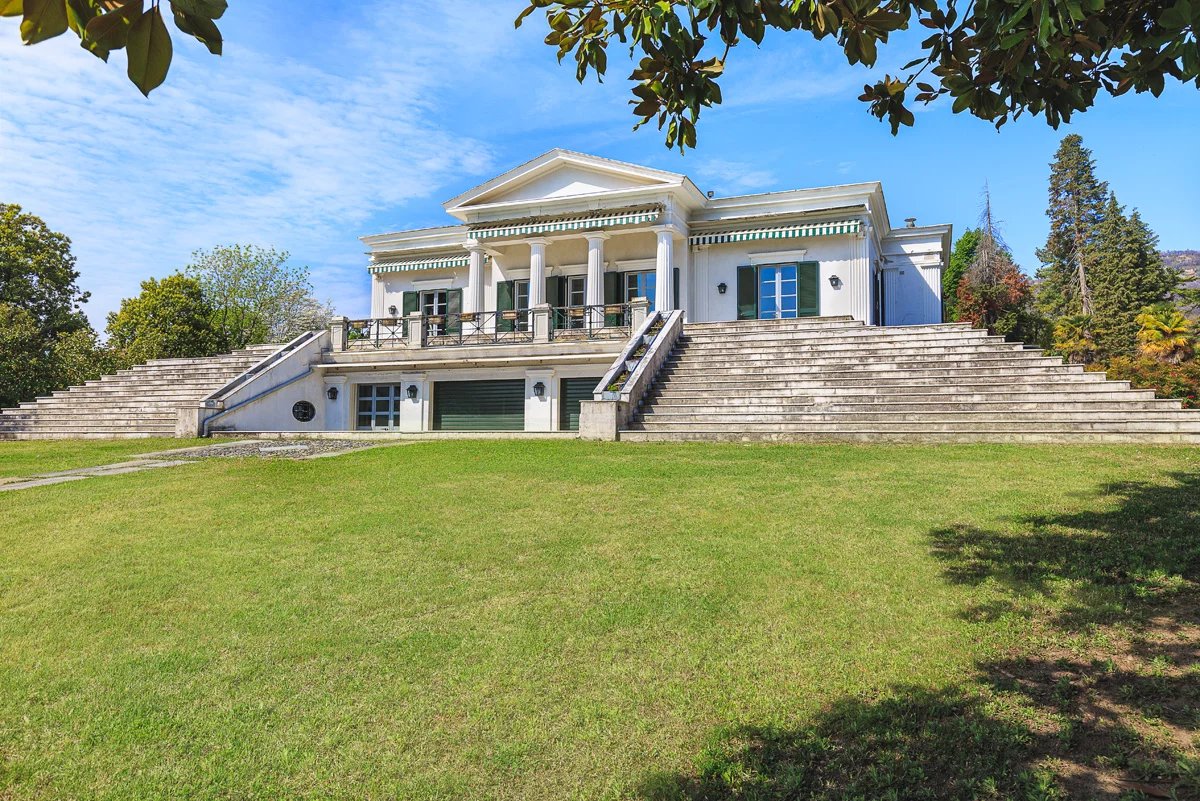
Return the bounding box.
[882,229,946,326]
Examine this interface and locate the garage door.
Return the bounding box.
[560,377,602,432]
[433,379,525,431]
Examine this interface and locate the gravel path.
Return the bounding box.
[158,439,385,460]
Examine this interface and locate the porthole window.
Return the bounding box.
[291,400,316,423]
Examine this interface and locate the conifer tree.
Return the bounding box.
[943,229,979,322]
[1035,135,1108,320]
[1089,195,1177,356]
[956,189,1034,341]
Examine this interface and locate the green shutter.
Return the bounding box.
[496,280,514,332]
[446,289,463,333]
[559,377,603,431]
[798,262,820,317]
[433,379,525,431]
[401,291,419,335]
[603,272,622,326]
[672,267,680,312]
[546,276,565,329]
[736,266,757,320]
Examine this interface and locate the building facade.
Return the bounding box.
[190,150,951,437]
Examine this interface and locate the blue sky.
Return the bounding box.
[2,0,1197,329]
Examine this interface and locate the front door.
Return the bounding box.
[421,290,448,336]
[758,264,799,319]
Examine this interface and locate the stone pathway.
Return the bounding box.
[0,439,392,493]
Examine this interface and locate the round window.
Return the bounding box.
[291,400,317,423]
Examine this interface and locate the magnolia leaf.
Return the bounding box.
[171,3,221,55]
[84,0,142,54]
[20,0,69,44]
[170,0,224,20]
[0,0,23,18]
[126,3,172,96]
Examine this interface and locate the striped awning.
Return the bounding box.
[689,219,861,246]
[368,254,470,274]
[469,206,662,240]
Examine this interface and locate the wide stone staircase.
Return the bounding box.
[0,345,279,440]
[622,317,1200,443]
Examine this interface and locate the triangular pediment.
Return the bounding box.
[445,150,686,213]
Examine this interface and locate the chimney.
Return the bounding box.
[706,190,715,199]
[904,217,917,228]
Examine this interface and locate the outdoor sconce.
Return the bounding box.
[388,304,398,316]
[717,282,728,295]
[326,386,338,401]
[533,381,546,398]
[828,274,842,289]
[406,384,419,400]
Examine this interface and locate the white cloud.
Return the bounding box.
[692,160,778,195]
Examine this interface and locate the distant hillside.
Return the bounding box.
[1163,250,1200,287]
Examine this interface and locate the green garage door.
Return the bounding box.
[560,377,602,432]
[433,379,525,431]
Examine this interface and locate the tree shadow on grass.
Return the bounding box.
[638,471,1200,801]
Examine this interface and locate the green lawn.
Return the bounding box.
[0,438,210,478]
[1,441,1197,800]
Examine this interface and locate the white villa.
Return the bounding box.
[189,150,952,437]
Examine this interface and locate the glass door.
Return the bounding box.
[421,290,448,336]
[624,271,656,307]
[513,280,530,331]
[758,264,799,319]
[566,275,586,328]
[356,384,402,430]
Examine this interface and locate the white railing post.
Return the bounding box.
[330,316,348,351]
[406,312,424,348]
[629,297,650,331]
[531,304,552,343]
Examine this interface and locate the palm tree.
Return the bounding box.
[1135,304,1195,364]
[1053,314,1098,364]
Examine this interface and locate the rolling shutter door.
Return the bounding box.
[559,377,602,431]
[433,380,525,431]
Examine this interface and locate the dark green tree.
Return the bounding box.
[0,302,50,409]
[105,273,217,363]
[943,228,979,321]
[1089,194,1177,356]
[1035,135,1108,320]
[0,203,89,339]
[519,0,1200,149]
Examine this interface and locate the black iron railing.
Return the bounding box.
[346,318,406,349]
[549,304,631,341]
[423,310,536,347]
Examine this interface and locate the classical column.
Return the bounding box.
[584,232,609,326]
[527,238,549,307]
[464,242,486,314]
[652,225,676,312]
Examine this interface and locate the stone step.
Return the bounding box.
[659,355,1065,373]
[642,397,1178,413]
[627,419,1200,433]
[671,343,1030,360]
[617,430,1200,444]
[0,430,172,440]
[655,365,1094,384]
[633,409,1200,424]
[644,386,1156,404]
[678,329,989,347]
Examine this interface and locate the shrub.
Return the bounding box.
[1093,357,1200,408]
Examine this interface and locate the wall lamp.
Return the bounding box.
[828,275,842,289]
[326,386,339,401]
[388,304,398,317]
[533,381,546,398]
[717,282,728,295]
[406,384,419,400]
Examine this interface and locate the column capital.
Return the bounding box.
[463,240,487,253]
[524,237,552,248]
[650,224,684,240]
[583,231,611,243]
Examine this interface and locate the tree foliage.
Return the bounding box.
[186,245,333,350]
[952,190,1039,342]
[1035,134,1108,320]
[943,228,979,321]
[2,0,226,97]
[105,272,216,363]
[517,0,1200,149]
[1088,194,1177,355]
[1135,302,1194,362]
[1052,313,1100,363]
[0,203,89,340]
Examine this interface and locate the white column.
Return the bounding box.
[464,242,485,314]
[585,233,608,306]
[652,226,676,312]
[527,238,549,307]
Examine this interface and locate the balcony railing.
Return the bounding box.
[548,304,632,341]
[424,310,536,347]
[333,300,646,352]
[345,318,406,349]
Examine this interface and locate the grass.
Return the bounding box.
[0,440,1197,800]
[0,438,211,478]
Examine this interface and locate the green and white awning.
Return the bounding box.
[369,254,470,274]
[469,206,662,240]
[689,219,861,246]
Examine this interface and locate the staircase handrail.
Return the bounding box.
[199,330,318,409]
